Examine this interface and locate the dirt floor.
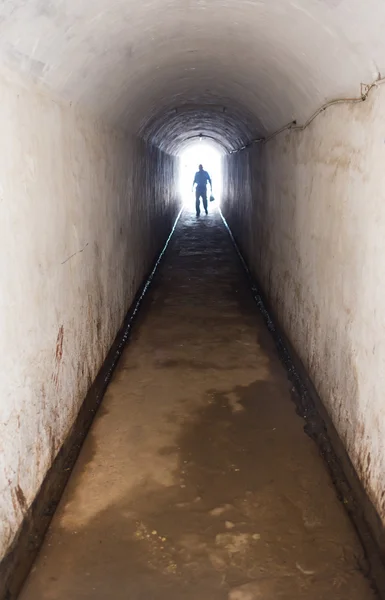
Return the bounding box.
[19,206,377,599]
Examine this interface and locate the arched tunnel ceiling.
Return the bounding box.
[141,105,257,153]
[1,0,385,152]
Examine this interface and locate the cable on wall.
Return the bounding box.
[229,75,385,154]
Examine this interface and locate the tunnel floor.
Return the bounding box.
[19,207,375,600]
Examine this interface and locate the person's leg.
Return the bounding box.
[195,189,201,216]
[202,190,208,214]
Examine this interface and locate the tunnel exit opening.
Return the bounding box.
[178,140,223,211]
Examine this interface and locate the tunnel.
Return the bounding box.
[1,0,385,598]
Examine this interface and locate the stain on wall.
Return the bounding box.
[0,66,180,562]
[222,84,385,528]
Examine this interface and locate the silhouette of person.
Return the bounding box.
[192,164,212,217]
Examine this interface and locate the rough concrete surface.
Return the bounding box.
[223,82,385,530]
[2,0,385,583]
[19,208,375,600]
[0,67,179,563]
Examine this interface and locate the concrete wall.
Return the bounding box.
[0,67,179,562]
[223,84,385,528]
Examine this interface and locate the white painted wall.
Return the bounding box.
[1,0,385,571]
[0,66,179,562]
[223,84,385,527]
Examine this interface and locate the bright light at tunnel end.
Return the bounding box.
[179,141,223,210]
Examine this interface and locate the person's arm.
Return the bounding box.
[207,173,212,190]
[192,174,197,191]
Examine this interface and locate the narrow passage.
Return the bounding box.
[20,208,375,600]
